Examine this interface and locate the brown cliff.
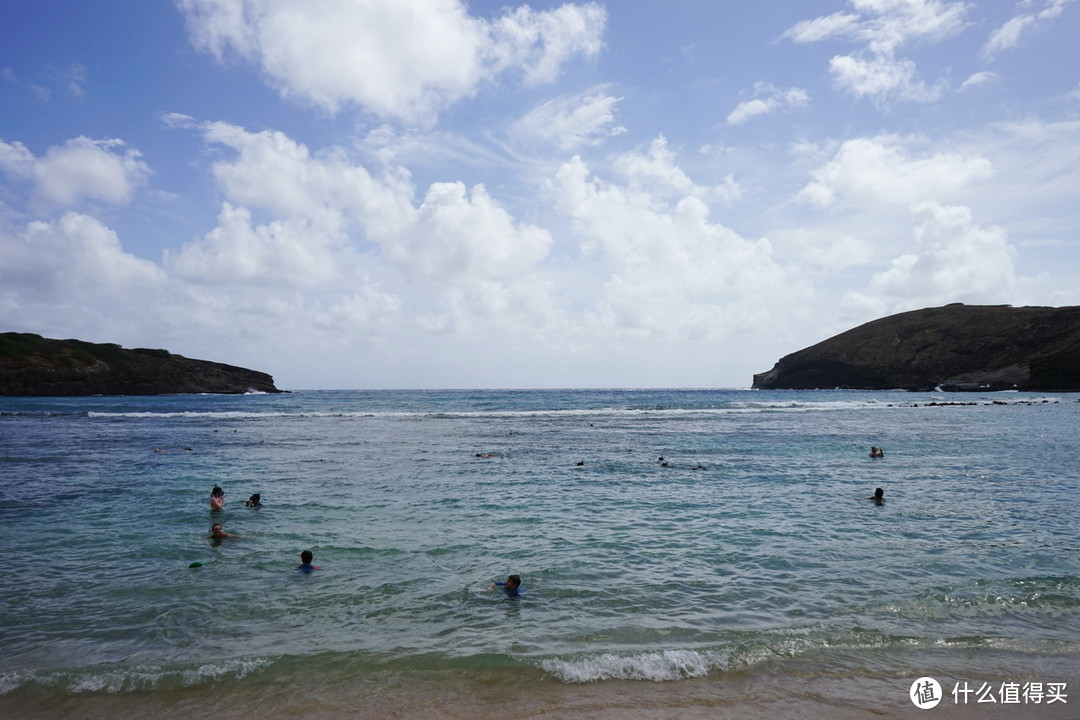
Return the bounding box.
[0,333,284,396]
[752,304,1080,391]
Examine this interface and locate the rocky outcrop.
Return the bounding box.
[752,304,1080,391]
[0,333,284,396]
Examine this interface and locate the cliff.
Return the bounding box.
[752,304,1080,391]
[0,333,284,396]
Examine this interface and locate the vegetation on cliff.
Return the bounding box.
[752,304,1080,391]
[0,333,283,396]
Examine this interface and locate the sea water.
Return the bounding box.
[0,389,1077,718]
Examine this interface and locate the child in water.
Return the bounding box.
[210,485,225,510]
[489,574,522,595]
[297,550,321,572]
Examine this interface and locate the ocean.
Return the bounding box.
[0,388,1077,719]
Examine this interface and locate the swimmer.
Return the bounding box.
[208,523,234,540]
[210,485,224,510]
[245,493,262,508]
[297,550,321,572]
[867,487,885,505]
[869,446,884,458]
[475,453,493,458]
[489,574,522,595]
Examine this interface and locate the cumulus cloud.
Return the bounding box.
[178,0,606,124]
[0,212,164,300]
[727,84,809,125]
[783,0,968,104]
[198,121,415,238]
[612,136,740,205]
[0,137,150,209]
[983,0,1076,58]
[844,202,1017,314]
[798,134,993,207]
[511,89,626,151]
[167,203,354,288]
[552,150,805,340]
[167,119,558,337]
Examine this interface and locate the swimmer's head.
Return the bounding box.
[300,550,313,564]
[506,574,521,590]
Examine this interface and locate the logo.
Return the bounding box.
[911,677,943,709]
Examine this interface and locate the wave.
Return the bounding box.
[538,649,716,682]
[0,656,274,695]
[76,396,1064,421]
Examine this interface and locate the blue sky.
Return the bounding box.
[2,0,1078,389]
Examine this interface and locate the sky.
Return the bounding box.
[1,0,1078,390]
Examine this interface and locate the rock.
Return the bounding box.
[0,333,285,396]
[752,304,1080,391]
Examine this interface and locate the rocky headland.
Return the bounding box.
[0,333,284,396]
[752,304,1080,391]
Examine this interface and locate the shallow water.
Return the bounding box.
[1,389,1077,717]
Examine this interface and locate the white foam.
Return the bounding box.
[538,649,716,683]
[0,657,274,695]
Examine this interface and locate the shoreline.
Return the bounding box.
[4,646,1076,719]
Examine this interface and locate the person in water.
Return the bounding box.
[297,550,320,572]
[867,487,885,505]
[245,493,262,508]
[489,574,522,595]
[210,485,225,510]
[208,523,234,540]
[869,446,884,458]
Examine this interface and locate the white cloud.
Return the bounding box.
[784,0,968,104]
[798,134,993,207]
[486,3,607,86]
[167,202,354,288]
[0,137,149,209]
[784,0,970,54]
[959,70,998,90]
[552,151,806,340]
[199,121,416,238]
[167,120,558,337]
[727,84,809,125]
[395,181,552,281]
[983,0,1076,58]
[845,202,1017,312]
[512,89,625,151]
[828,54,942,103]
[178,0,606,124]
[612,136,740,205]
[0,212,164,299]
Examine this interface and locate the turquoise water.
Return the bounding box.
[1,389,1077,716]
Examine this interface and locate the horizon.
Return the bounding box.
[2,1,1078,389]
